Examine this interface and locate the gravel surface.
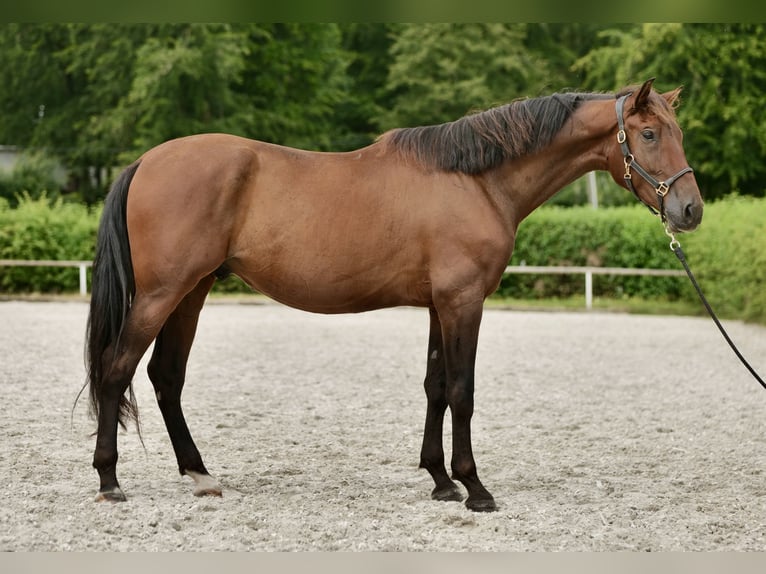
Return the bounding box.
[1,300,765,551]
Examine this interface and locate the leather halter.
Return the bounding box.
[615,94,693,222]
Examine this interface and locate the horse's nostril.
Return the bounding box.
[684,201,703,224]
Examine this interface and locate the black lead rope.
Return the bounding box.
[669,235,766,391]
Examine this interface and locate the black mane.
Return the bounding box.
[381,92,613,174]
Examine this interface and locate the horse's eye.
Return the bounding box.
[641,129,656,141]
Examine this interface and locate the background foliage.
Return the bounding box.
[504,198,766,323]
[2,23,764,203]
[1,23,765,323]
[0,195,98,292]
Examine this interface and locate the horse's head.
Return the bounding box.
[607,78,703,233]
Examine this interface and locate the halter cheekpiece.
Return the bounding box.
[615,94,693,222]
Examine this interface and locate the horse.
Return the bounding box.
[85,78,703,512]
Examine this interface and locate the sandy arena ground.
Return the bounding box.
[1,300,765,551]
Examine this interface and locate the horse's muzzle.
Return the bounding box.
[665,194,703,233]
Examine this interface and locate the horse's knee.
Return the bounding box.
[424,380,447,409]
[446,382,474,419]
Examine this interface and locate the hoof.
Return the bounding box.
[187,470,223,497]
[431,483,464,502]
[465,496,497,512]
[95,487,127,503]
[193,486,223,498]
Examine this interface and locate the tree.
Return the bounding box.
[380,24,552,130]
[0,24,73,147]
[335,23,396,149]
[0,24,152,202]
[100,24,252,161]
[523,23,630,91]
[0,24,353,202]
[50,24,151,200]
[5,23,764,204]
[231,23,351,150]
[104,24,352,157]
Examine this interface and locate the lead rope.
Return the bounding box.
[666,229,766,391]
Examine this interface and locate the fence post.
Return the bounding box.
[585,270,593,309]
[79,264,87,296]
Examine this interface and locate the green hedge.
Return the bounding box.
[680,196,766,323]
[0,195,99,292]
[1,194,765,323]
[501,197,766,323]
[0,194,252,295]
[501,204,689,301]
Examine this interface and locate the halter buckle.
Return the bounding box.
[617,129,627,144]
[656,182,670,197]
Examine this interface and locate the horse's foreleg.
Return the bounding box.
[437,298,496,512]
[147,276,221,497]
[419,308,463,502]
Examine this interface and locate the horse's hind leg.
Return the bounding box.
[93,294,182,502]
[419,308,463,502]
[146,275,221,497]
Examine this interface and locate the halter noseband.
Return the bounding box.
[615,94,693,222]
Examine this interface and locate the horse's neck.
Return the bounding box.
[487,98,616,226]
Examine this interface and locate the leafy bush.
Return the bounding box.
[501,199,766,323]
[0,152,63,206]
[680,196,766,323]
[0,194,99,292]
[500,204,691,300]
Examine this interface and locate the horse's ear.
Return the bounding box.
[662,86,683,109]
[634,77,655,110]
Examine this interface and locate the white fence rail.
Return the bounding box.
[503,265,686,309]
[0,259,686,308]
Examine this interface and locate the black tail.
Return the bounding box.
[85,161,141,430]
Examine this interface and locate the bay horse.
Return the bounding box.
[85,78,703,511]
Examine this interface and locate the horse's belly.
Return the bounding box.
[231,261,431,314]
